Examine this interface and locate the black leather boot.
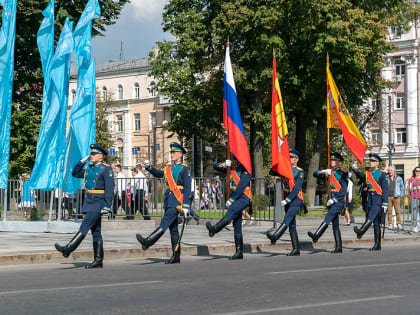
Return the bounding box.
[55,232,85,258]
[287,231,300,256]
[136,227,164,250]
[354,219,372,239]
[229,234,243,260]
[165,236,181,264]
[370,227,381,251]
[206,217,230,237]
[331,230,343,253]
[307,221,328,243]
[266,223,287,245]
[85,241,104,269]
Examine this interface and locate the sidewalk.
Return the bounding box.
[0,217,419,265]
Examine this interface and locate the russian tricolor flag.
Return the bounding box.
[223,45,252,174]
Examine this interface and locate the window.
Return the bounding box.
[390,26,402,39]
[395,128,406,144]
[134,82,140,99]
[371,129,381,145]
[395,93,406,109]
[116,114,123,132]
[133,113,140,131]
[117,84,123,100]
[117,147,123,160]
[371,98,378,111]
[395,164,404,180]
[149,112,156,131]
[148,81,157,97]
[394,60,406,77]
[71,89,76,103]
[101,86,108,100]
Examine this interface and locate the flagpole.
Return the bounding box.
[226,36,231,201]
[327,53,331,200]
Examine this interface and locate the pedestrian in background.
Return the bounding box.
[386,165,404,230]
[408,167,420,231]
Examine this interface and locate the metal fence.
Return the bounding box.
[0,176,278,223]
[401,178,420,232]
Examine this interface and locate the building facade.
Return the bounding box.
[366,23,420,180]
[69,58,176,173]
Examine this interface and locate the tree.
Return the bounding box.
[150,0,414,187]
[8,0,129,177]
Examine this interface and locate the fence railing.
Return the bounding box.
[401,178,420,232]
[0,176,278,223]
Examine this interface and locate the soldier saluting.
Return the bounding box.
[266,149,304,256]
[206,155,252,260]
[352,153,388,251]
[308,152,348,253]
[55,144,114,269]
[136,142,191,264]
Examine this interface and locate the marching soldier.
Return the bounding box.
[352,153,388,251]
[206,156,251,260]
[55,144,114,269]
[136,142,191,264]
[266,149,304,256]
[308,152,348,253]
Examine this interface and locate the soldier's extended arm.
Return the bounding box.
[313,170,327,180]
[351,168,366,180]
[213,162,227,173]
[229,171,251,201]
[72,161,86,179]
[146,165,164,178]
[285,170,304,203]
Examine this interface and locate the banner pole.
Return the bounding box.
[226,36,231,201]
[326,53,331,200]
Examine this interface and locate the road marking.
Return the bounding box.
[266,261,420,275]
[0,281,163,296]
[213,295,403,315]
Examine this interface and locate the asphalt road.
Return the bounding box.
[0,244,420,315]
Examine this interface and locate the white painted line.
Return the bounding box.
[0,281,163,296]
[266,261,420,275]
[213,295,403,315]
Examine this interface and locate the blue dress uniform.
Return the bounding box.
[55,144,114,269]
[352,153,389,250]
[136,142,191,264]
[308,152,348,253]
[266,149,304,256]
[206,160,251,260]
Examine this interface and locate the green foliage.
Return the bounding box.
[9,0,129,178]
[151,0,414,169]
[30,206,40,221]
[253,194,270,212]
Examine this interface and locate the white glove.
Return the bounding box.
[100,206,111,214]
[225,199,233,208]
[320,169,332,175]
[182,205,190,217]
[351,163,358,171]
[382,205,388,213]
[281,200,288,206]
[80,155,90,164]
[225,160,232,167]
[326,199,335,207]
[144,160,150,167]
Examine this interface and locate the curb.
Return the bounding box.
[1,236,419,266]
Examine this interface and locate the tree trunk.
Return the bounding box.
[250,93,264,195]
[294,111,307,166]
[306,118,326,207]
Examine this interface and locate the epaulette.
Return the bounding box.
[103,162,110,166]
[296,167,303,171]
[182,163,189,167]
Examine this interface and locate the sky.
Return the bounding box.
[91,0,171,65]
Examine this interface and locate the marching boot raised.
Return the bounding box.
[206,217,230,237]
[165,236,181,264]
[55,232,85,258]
[287,231,300,256]
[85,241,104,269]
[370,227,381,251]
[331,230,342,253]
[353,219,372,239]
[229,234,243,260]
[307,221,328,243]
[266,223,287,245]
[136,227,164,250]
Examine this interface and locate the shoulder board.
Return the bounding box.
[182,164,189,167]
[296,167,303,171]
[103,162,110,166]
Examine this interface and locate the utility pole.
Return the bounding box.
[387,95,394,165]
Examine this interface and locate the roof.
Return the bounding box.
[70,58,150,77]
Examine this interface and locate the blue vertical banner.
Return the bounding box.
[63,59,97,193]
[37,0,54,116]
[62,0,100,193]
[30,18,74,190]
[0,0,18,189]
